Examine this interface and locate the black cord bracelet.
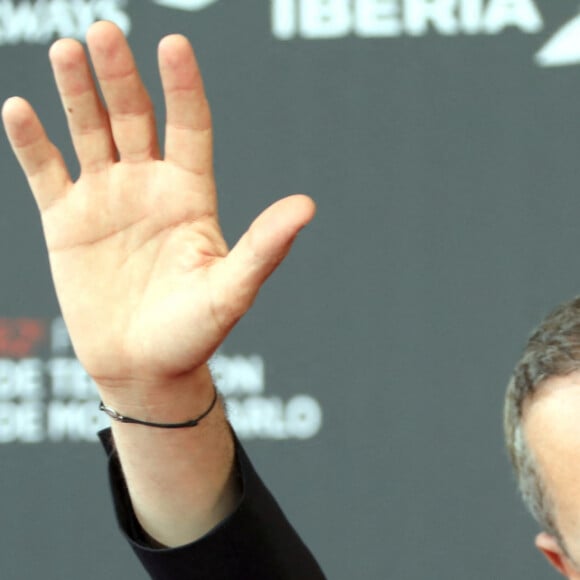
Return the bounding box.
[98,385,219,429]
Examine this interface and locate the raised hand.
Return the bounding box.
[2,21,315,393]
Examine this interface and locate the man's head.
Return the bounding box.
[505,296,580,577]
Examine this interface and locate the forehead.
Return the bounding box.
[525,371,580,436]
[524,372,580,466]
[524,371,580,533]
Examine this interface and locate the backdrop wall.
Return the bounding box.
[0,1,578,578]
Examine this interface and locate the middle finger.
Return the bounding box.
[86,21,159,163]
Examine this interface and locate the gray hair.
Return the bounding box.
[504,296,580,557]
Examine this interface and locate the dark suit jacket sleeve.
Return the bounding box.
[98,428,326,580]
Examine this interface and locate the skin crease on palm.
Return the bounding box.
[524,370,580,578]
[0,20,317,548]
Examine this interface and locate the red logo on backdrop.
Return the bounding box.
[0,319,46,357]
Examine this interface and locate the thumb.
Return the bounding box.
[212,194,316,321]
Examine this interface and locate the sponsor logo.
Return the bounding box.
[211,352,323,440]
[0,0,130,45]
[153,0,580,68]
[151,0,220,9]
[271,0,544,40]
[536,11,580,67]
[0,317,323,444]
[2,0,580,69]
[0,0,219,46]
[270,1,580,68]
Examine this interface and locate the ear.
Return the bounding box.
[536,532,574,577]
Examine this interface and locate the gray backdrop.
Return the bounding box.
[0,0,578,578]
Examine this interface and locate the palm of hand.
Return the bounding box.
[2,22,315,387]
[45,161,230,382]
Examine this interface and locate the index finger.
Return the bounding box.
[158,35,213,177]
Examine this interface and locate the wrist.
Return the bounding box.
[95,364,216,425]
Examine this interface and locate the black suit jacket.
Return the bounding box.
[100,429,326,579]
